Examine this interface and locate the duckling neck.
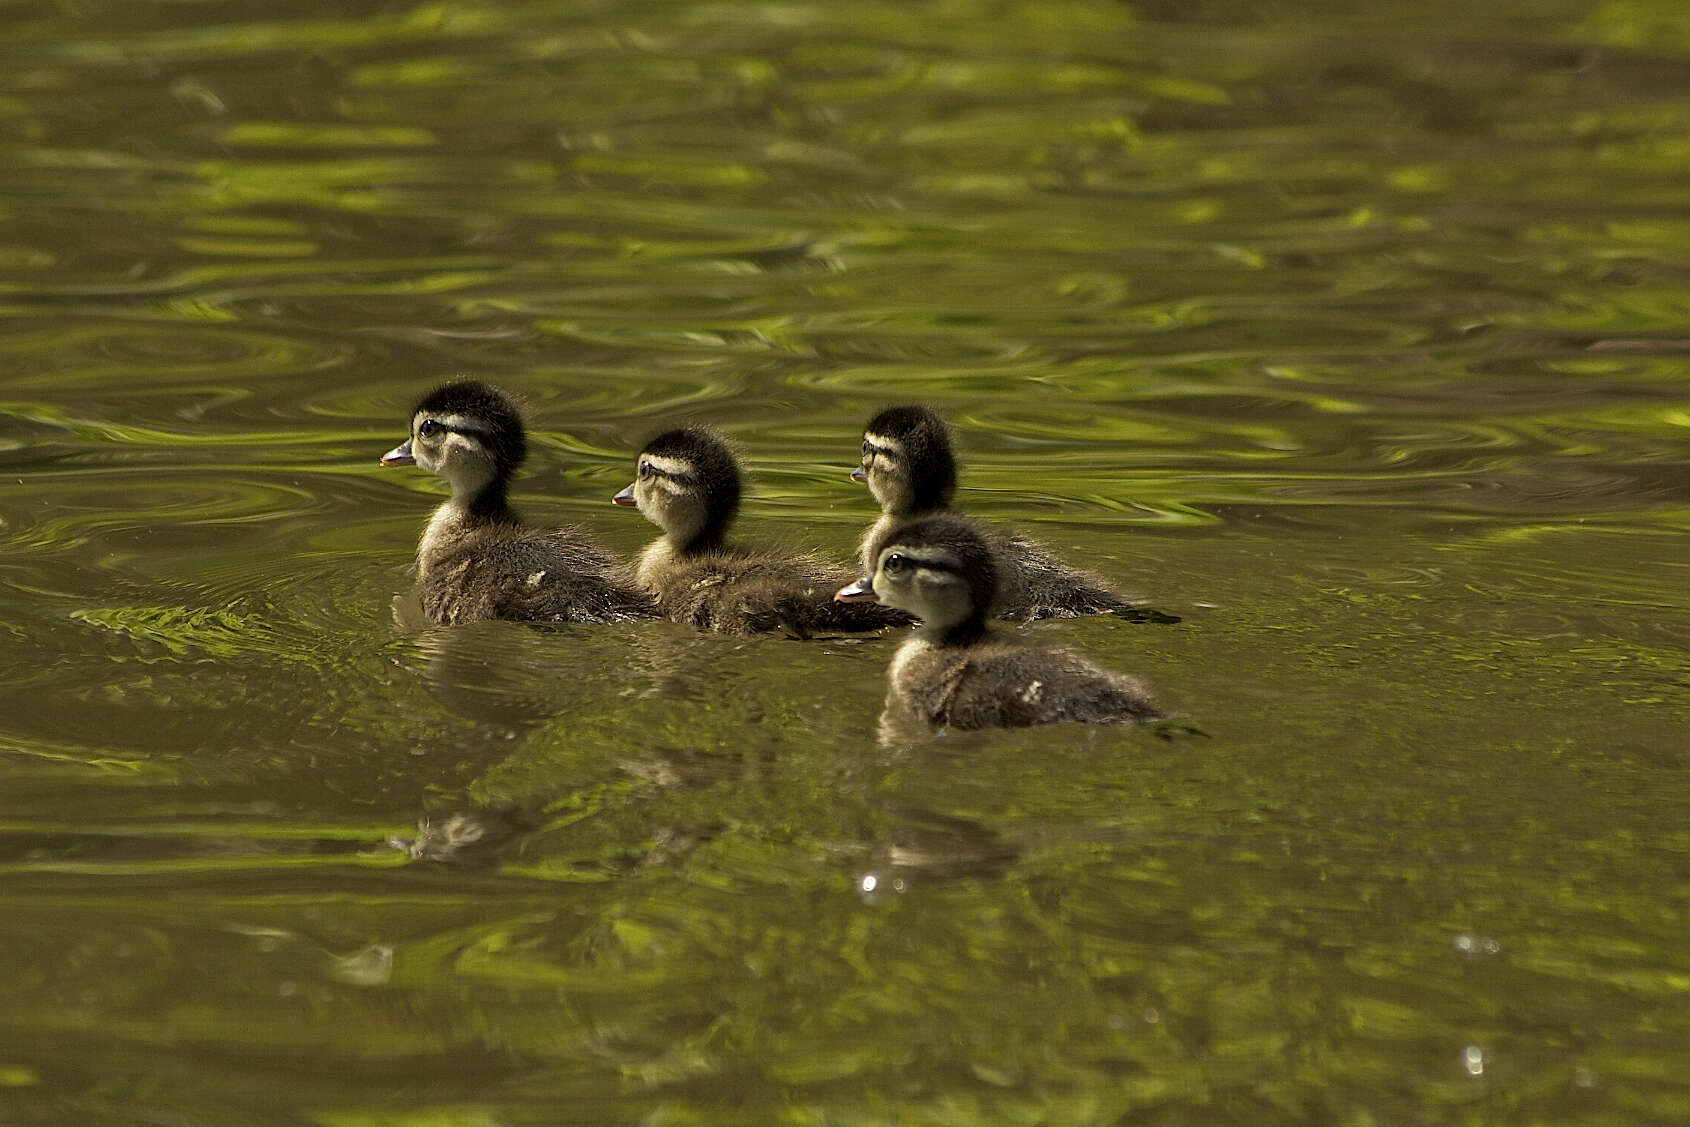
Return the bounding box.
[459,476,516,526]
[635,526,725,584]
[862,508,946,571]
[881,495,949,519]
[669,520,728,560]
[688,529,728,556]
[892,616,991,684]
[419,479,518,578]
[915,613,990,649]
[905,471,953,514]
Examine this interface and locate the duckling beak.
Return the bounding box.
[834,576,878,603]
[850,466,867,483]
[380,439,415,467]
[611,483,637,507]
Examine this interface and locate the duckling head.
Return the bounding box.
[853,405,957,516]
[381,380,527,510]
[613,426,741,554]
[836,514,994,644]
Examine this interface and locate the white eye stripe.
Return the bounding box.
[878,548,961,573]
[863,433,905,458]
[640,453,695,477]
[413,412,494,438]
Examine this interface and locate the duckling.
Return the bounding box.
[613,425,904,636]
[835,514,1160,728]
[853,405,1131,621]
[380,380,652,625]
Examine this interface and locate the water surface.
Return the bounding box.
[2,0,1689,1123]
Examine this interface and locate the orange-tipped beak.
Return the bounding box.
[834,576,878,603]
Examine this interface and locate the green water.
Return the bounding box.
[3,0,1689,1123]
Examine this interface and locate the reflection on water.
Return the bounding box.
[3,0,1690,1122]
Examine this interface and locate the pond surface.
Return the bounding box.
[2,0,1689,1123]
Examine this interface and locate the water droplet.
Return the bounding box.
[1453,931,1500,957]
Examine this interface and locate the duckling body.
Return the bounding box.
[416,519,646,626]
[854,406,1128,621]
[615,426,904,636]
[836,515,1159,728]
[381,380,652,625]
[639,544,875,637]
[884,638,1158,729]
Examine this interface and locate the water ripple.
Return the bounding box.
[0,319,354,385]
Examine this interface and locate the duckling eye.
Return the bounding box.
[861,440,871,457]
[638,460,653,479]
[418,420,441,438]
[882,554,907,575]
